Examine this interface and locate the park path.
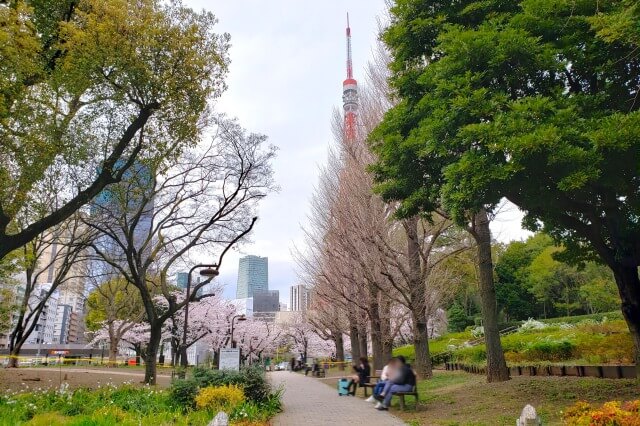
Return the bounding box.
[270,371,406,426]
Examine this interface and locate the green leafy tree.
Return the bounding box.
[373,0,640,376]
[370,0,521,382]
[495,234,553,321]
[85,277,147,365]
[415,1,640,373]
[447,304,471,333]
[0,0,230,260]
[527,247,582,318]
[579,277,620,315]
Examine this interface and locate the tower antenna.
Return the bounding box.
[346,13,353,79]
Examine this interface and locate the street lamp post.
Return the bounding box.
[229,314,246,349]
[180,264,219,369]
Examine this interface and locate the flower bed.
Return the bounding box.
[564,400,640,425]
[0,367,281,426]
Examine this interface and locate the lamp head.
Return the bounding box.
[199,267,219,277]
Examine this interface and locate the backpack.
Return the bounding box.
[337,378,350,396]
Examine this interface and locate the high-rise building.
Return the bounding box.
[24,283,59,345]
[290,284,309,312]
[253,290,280,313]
[33,230,89,344]
[236,255,268,298]
[253,290,279,322]
[91,162,154,281]
[176,272,189,289]
[54,304,73,344]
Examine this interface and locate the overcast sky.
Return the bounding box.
[185,0,531,303]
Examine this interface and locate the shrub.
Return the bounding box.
[563,400,640,425]
[542,311,623,325]
[239,366,272,403]
[519,318,548,332]
[447,304,472,332]
[169,379,199,410]
[195,385,245,412]
[230,388,283,423]
[454,345,486,364]
[191,366,271,403]
[524,338,575,362]
[470,326,484,338]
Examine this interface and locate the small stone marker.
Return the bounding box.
[209,411,229,426]
[517,404,541,426]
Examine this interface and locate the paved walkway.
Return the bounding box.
[270,371,406,426]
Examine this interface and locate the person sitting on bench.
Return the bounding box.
[366,358,396,403]
[375,356,416,410]
[346,357,371,396]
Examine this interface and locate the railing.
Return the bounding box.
[466,326,519,347]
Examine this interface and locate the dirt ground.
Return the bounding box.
[320,369,640,426]
[0,367,171,393]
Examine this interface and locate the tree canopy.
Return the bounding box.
[371,0,640,375]
[0,0,230,259]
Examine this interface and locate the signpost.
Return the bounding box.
[219,348,240,371]
[50,350,69,387]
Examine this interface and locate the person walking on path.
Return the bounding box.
[375,356,416,411]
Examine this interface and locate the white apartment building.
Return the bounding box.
[24,284,59,345]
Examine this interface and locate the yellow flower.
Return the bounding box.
[195,385,245,412]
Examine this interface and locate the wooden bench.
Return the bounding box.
[392,386,419,410]
[362,370,382,397]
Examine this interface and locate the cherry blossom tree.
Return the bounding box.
[281,313,334,362]
[165,292,236,366]
[87,117,276,384]
[234,319,282,364]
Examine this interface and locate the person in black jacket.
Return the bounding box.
[346,357,370,395]
[375,356,416,410]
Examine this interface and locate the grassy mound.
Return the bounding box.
[394,313,633,366]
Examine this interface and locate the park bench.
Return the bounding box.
[312,368,326,378]
[362,369,382,397]
[392,385,419,411]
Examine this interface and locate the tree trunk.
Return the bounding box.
[144,323,163,384]
[405,215,432,378]
[348,316,361,361]
[612,264,640,377]
[180,346,189,368]
[472,209,509,382]
[412,310,433,379]
[108,346,118,366]
[358,328,368,360]
[368,286,384,370]
[335,332,345,362]
[8,347,20,368]
[380,299,393,362]
[213,350,220,368]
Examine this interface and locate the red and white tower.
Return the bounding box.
[343,14,358,142]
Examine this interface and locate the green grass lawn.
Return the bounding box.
[320,369,639,425]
